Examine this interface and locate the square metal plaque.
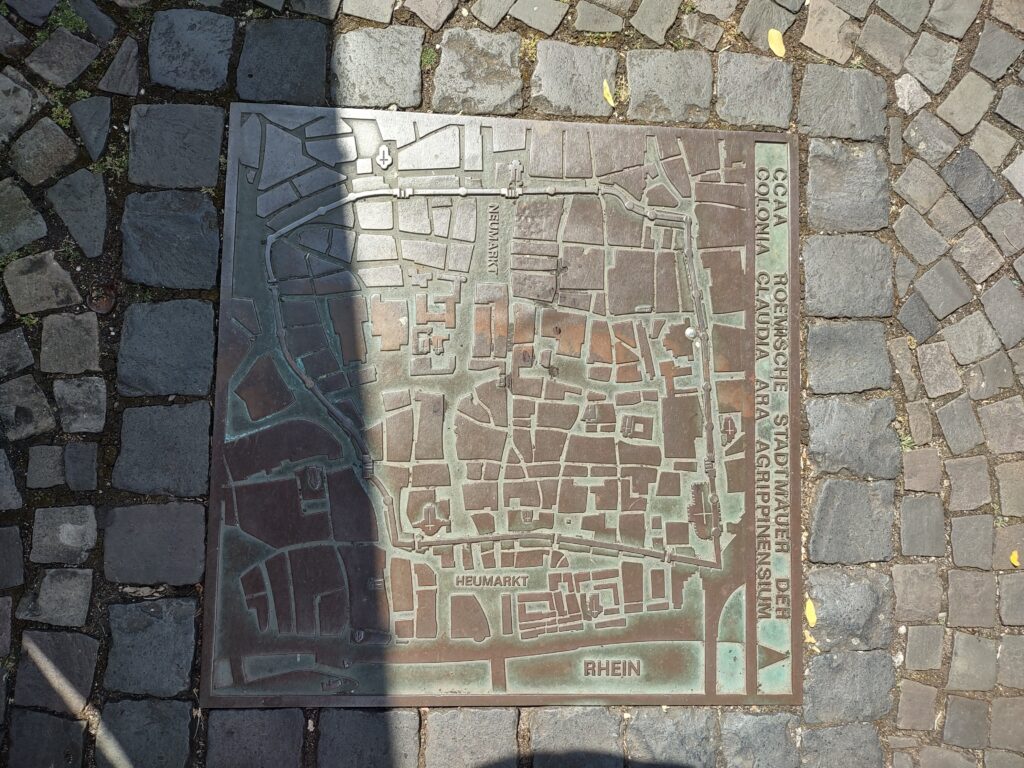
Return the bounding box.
[202,104,800,707]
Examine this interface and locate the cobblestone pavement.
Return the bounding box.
[0,0,1023,764]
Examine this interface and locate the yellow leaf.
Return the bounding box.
[1012,550,1020,568]
[602,79,615,107]
[804,629,817,645]
[768,28,786,58]
[805,597,817,628]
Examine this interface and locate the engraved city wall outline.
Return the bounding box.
[203,105,799,706]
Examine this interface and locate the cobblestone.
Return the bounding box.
[531,41,616,118]
[0,177,47,256]
[804,650,894,724]
[625,707,717,767]
[40,311,99,374]
[807,140,889,233]
[900,495,946,556]
[237,19,327,105]
[332,28,422,108]
[950,513,994,567]
[806,567,893,650]
[10,117,78,187]
[936,393,985,454]
[949,632,999,691]
[30,505,96,564]
[98,699,192,768]
[14,630,98,715]
[45,168,106,259]
[318,709,419,768]
[905,625,944,670]
[942,148,1005,218]
[720,713,798,768]
[807,320,891,393]
[715,52,792,128]
[149,9,234,91]
[24,28,98,87]
[896,679,938,730]
[626,49,711,123]
[807,397,900,478]
[118,300,215,396]
[105,599,196,696]
[943,311,1003,366]
[7,710,85,768]
[112,403,211,496]
[893,564,943,622]
[104,503,205,585]
[16,567,92,627]
[98,36,139,96]
[129,104,225,189]
[432,29,522,115]
[903,112,958,169]
[798,65,887,140]
[208,709,306,768]
[424,709,517,768]
[803,236,893,318]
[948,571,997,627]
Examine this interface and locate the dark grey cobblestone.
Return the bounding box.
[208,709,305,768]
[118,300,215,396]
[804,650,894,724]
[625,707,717,767]
[103,503,205,585]
[720,713,798,768]
[105,599,196,696]
[318,709,419,768]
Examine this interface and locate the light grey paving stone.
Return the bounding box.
[987,752,1024,768]
[907,400,933,444]
[918,747,976,768]
[807,397,900,478]
[424,709,517,768]
[0,70,42,146]
[7,0,57,24]
[894,206,948,264]
[895,73,930,114]
[118,300,215,396]
[896,679,937,730]
[905,625,944,670]
[575,1,623,31]
[929,193,974,238]
[804,650,893,724]
[121,191,220,290]
[798,64,887,140]
[876,0,928,31]
[0,327,33,380]
[405,0,457,28]
[629,0,681,43]
[904,447,943,493]
[993,0,1024,31]
[625,708,717,768]
[26,445,64,489]
[807,139,888,232]
[1001,577,1024,625]
[40,312,99,374]
[97,700,192,768]
[586,0,632,13]
[997,461,1024,518]
[64,442,97,492]
[901,495,945,556]
[317,710,419,768]
[0,177,47,256]
[10,117,78,187]
[45,168,105,259]
[70,0,117,43]
[904,32,958,94]
[508,0,568,34]
[16,568,92,627]
[129,104,224,189]
[892,563,942,622]
[800,0,859,65]
[0,15,29,55]
[807,320,891,393]
[832,0,870,17]
[944,311,1003,365]
[809,478,895,563]
[0,375,57,441]
[971,21,1024,81]
[992,699,1024,753]
[111,403,210,496]
[470,0,516,27]
[98,36,139,96]
[626,49,711,123]
[894,162,946,221]
[3,251,81,313]
[25,28,99,87]
[803,236,893,318]
[13,630,96,716]
[951,513,993,568]
[889,336,922,399]
[857,13,913,72]
[898,293,939,343]
[696,0,735,19]
[738,0,796,51]
[984,201,1024,257]
[531,41,616,118]
[290,0,342,19]
[531,707,621,768]
[966,351,1015,400]
[331,27,423,108]
[971,121,1015,171]
[936,393,984,455]
[895,253,916,296]
[7,710,85,767]
[104,503,205,585]
[0,451,22,511]
[0,527,24,588]
[343,0,393,22]
[915,258,972,320]
[53,377,106,433]
[149,9,234,91]
[979,396,1024,454]
[678,13,723,49]
[948,570,997,627]
[31,506,96,565]
[237,19,327,105]
[889,115,904,164]
[902,112,958,169]
[938,73,996,135]
[1004,152,1024,198]
[802,724,883,768]
[105,599,196,696]
[927,0,982,39]
[950,226,1003,283]
[715,52,792,128]
[948,631,998,690]
[806,567,893,651]
[432,29,522,115]
[997,86,1024,130]
[721,714,798,768]
[917,341,961,398]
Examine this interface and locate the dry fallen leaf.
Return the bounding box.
[602,79,615,108]
[805,597,817,628]
[768,28,786,58]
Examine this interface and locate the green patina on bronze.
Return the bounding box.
[202,105,801,706]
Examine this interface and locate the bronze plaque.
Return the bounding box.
[202,105,800,706]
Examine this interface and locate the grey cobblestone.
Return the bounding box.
[208,709,305,768]
[626,49,711,123]
[424,708,517,768]
[951,514,994,569]
[804,650,894,724]
[625,707,717,767]
[531,41,616,118]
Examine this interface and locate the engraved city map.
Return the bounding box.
[202,105,800,706]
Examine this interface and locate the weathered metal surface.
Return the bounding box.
[202,105,800,707]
